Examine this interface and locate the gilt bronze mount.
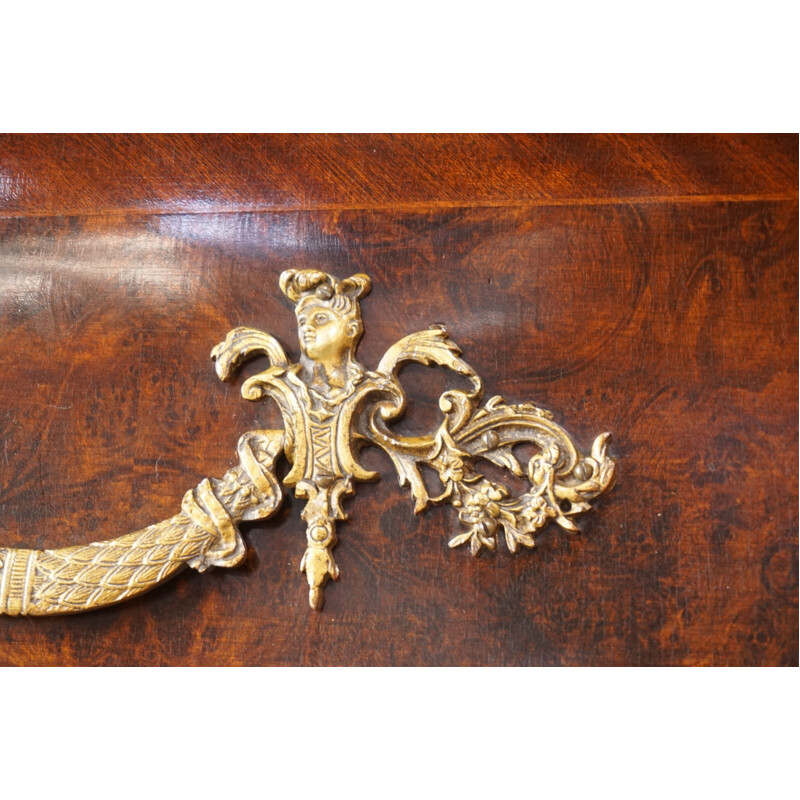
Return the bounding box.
[0,270,616,614]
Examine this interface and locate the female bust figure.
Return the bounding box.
[280,269,371,405]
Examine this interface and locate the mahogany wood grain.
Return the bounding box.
[0,134,796,665]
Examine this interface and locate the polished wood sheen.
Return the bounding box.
[0,134,796,665]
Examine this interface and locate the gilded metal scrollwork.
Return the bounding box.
[0,270,616,614]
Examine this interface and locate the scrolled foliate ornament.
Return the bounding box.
[0,269,616,614]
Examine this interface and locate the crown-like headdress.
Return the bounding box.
[279,269,371,309]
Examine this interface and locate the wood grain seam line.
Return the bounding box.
[0,193,797,220]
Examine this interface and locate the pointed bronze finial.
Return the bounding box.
[0,270,616,614]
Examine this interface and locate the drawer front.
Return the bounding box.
[0,134,796,665]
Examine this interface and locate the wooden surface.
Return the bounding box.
[0,134,796,665]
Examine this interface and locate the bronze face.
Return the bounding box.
[296,303,358,364]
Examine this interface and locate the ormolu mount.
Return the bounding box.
[0,270,616,614]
